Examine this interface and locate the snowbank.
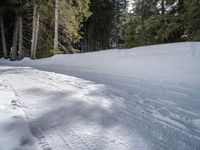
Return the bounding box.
[1,42,200,84]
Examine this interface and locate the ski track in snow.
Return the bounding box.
[0,66,200,150]
[0,75,40,150]
[0,67,148,150]
[0,42,200,150]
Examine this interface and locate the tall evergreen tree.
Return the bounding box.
[80,0,127,52]
[124,0,200,48]
[0,0,90,59]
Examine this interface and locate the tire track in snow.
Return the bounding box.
[109,86,200,150]
[23,76,114,150]
[3,67,200,150]
[5,70,100,150]
[3,76,52,150]
[24,69,172,149]
[17,69,143,150]
[21,68,200,149]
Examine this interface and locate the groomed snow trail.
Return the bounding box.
[0,42,200,150]
[0,66,148,150]
[0,73,39,150]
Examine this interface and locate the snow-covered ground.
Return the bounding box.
[0,42,200,150]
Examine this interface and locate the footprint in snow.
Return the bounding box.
[11,100,26,108]
[20,135,35,146]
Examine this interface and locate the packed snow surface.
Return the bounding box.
[0,42,200,150]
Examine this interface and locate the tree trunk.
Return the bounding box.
[140,0,145,45]
[116,1,119,48]
[18,16,23,60]
[10,16,19,61]
[31,4,39,59]
[33,11,39,59]
[31,4,37,59]
[54,0,59,53]
[177,0,184,13]
[161,0,165,15]
[0,15,7,58]
[84,25,87,52]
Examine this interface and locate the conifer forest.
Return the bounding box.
[0,0,199,60]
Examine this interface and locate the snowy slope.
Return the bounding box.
[0,42,200,150]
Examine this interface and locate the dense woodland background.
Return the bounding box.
[0,0,199,60]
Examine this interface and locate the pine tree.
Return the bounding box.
[81,0,126,52]
[0,0,90,59]
[124,0,200,48]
